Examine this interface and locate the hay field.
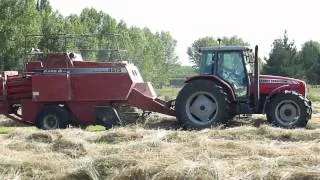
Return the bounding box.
[0,87,319,179]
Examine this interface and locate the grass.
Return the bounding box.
[86,125,106,132]
[0,122,319,179]
[0,87,319,179]
[0,127,16,134]
[308,86,320,101]
[156,87,181,100]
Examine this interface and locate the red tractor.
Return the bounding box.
[0,34,312,129]
[175,45,312,129]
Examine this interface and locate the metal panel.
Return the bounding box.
[70,73,132,101]
[32,74,71,101]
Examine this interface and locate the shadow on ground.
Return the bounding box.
[225,117,268,128]
[0,119,26,127]
[142,115,181,130]
[141,114,269,130]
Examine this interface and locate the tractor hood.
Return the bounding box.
[258,75,307,96]
[259,75,305,84]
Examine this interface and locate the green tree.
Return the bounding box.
[155,31,178,87]
[263,32,299,77]
[187,36,248,67]
[36,0,51,12]
[0,0,40,70]
[297,41,320,83]
[126,28,178,88]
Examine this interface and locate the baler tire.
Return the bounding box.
[35,106,69,130]
[175,80,230,129]
[266,91,311,128]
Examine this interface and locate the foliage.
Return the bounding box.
[262,31,300,77]
[0,0,40,70]
[187,36,248,67]
[297,41,320,84]
[156,87,181,100]
[263,32,320,84]
[170,65,197,78]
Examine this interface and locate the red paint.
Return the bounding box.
[26,61,42,72]
[32,74,71,101]
[43,53,74,68]
[128,87,175,116]
[258,75,306,96]
[21,99,43,123]
[70,73,132,101]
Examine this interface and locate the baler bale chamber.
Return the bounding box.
[0,34,176,129]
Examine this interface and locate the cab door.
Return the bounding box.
[216,51,249,98]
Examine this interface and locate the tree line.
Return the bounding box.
[0,0,178,88]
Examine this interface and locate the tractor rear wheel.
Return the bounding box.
[266,92,311,128]
[35,106,69,130]
[175,80,230,129]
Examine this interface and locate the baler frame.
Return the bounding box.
[23,33,129,65]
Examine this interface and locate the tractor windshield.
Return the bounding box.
[200,51,215,74]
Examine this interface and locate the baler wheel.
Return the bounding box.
[175,80,230,129]
[35,106,69,130]
[266,91,311,128]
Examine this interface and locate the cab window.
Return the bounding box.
[217,51,248,98]
[200,51,215,74]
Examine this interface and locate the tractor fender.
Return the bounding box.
[262,84,297,113]
[185,75,236,102]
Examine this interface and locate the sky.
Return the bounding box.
[49,0,320,65]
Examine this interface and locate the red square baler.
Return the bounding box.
[0,52,175,129]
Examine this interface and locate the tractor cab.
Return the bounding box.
[199,46,253,98]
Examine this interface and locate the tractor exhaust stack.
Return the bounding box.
[254,45,260,112]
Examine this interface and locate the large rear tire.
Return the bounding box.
[266,91,311,128]
[35,106,69,130]
[175,80,231,129]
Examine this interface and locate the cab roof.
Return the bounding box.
[199,46,251,52]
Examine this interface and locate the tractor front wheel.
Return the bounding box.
[267,92,311,128]
[175,80,230,129]
[35,106,69,130]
